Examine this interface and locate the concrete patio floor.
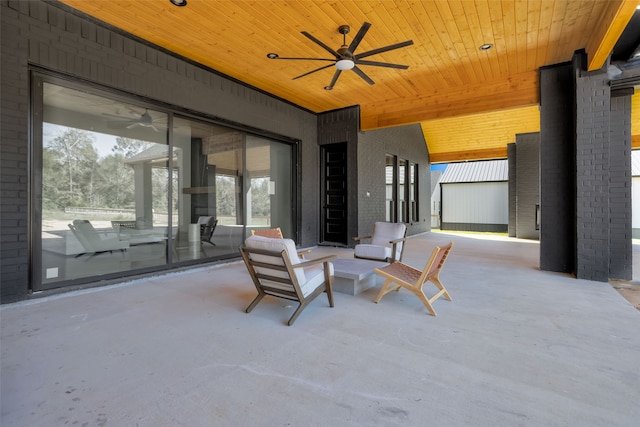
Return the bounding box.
[2,231,639,426]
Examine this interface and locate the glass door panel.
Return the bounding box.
[38,83,169,289]
[245,136,293,238]
[172,118,244,261]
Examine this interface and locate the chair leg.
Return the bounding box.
[245,293,264,313]
[288,301,309,326]
[430,277,452,301]
[374,279,401,303]
[326,282,334,308]
[414,288,438,316]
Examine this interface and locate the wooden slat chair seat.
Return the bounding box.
[373,241,454,316]
[240,235,336,325]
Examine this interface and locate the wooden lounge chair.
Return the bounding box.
[240,235,336,326]
[251,227,312,258]
[373,241,454,316]
[250,227,284,238]
[353,221,407,263]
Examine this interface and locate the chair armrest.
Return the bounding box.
[352,235,371,242]
[388,237,406,244]
[293,254,337,269]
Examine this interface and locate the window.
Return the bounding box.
[385,154,419,224]
[32,76,296,291]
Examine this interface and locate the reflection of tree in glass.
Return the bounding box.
[44,128,97,208]
[216,176,236,216]
[251,178,270,217]
[112,137,151,157]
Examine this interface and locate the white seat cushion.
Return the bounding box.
[355,222,406,261]
[354,243,392,261]
[300,262,334,297]
[245,235,305,287]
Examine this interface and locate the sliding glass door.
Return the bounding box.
[32,75,297,291]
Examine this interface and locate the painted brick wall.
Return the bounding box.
[609,92,632,280]
[539,63,576,274]
[357,124,430,238]
[0,1,319,301]
[318,106,361,244]
[574,66,611,282]
[507,143,516,237]
[515,133,540,240]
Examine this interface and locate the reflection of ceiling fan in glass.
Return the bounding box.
[104,108,160,132]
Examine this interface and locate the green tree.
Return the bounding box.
[112,137,151,158]
[44,128,98,207]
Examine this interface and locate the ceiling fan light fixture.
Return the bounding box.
[336,59,355,70]
[169,0,187,6]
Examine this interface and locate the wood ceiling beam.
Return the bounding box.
[586,0,638,72]
[360,70,538,130]
[430,147,508,164]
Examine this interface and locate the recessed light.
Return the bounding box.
[169,0,187,6]
[267,53,279,59]
[479,43,493,51]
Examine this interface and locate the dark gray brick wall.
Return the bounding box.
[1,0,319,301]
[318,106,361,245]
[515,132,540,240]
[574,66,611,282]
[507,143,516,237]
[539,63,576,274]
[1,2,30,302]
[357,124,430,238]
[608,92,632,280]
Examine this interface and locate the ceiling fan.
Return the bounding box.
[267,22,413,90]
[104,108,160,132]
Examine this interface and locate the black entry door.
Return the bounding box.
[321,143,348,245]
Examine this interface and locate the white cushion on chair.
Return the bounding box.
[301,262,334,297]
[355,222,406,261]
[354,243,392,261]
[245,235,306,287]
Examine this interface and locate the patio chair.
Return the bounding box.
[198,216,217,246]
[353,221,407,263]
[68,219,129,258]
[251,227,312,258]
[373,241,454,316]
[240,234,336,326]
[251,227,284,238]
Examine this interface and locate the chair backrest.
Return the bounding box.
[244,235,305,289]
[197,216,217,240]
[69,220,101,251]
[423,241,454,280]
[371,222,407,260]
[251,227,284,239]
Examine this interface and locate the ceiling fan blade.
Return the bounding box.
[352,66,375,85]
[292,63,335,80]
[354,59,409,69]
[348,22,371,54]
[301,31,341,58]
[325,69,343,90]
[355,40,414,60]
[271,56,336,62]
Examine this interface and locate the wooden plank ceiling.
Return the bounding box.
[59,0,638,163]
